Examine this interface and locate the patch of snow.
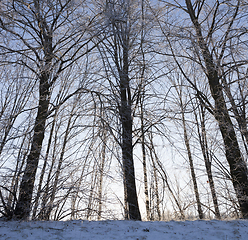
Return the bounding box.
[0,219,248,240]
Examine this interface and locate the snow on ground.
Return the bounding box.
[0,219,248,240]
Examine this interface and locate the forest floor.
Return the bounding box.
[0,219,248,239]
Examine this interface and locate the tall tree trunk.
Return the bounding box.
[98,129,106,220]
[195,104,221,219]
[14,76,50,220]
[120,85,141,220]
[103,0,141,220]
[32,109,58,219]
[140,0,150,220]
[119,33,141,220]
[140,100,150,220]
[149,141,161,220]
[13,4,53,218]
[182,110,204,219]
[185,0,248,218]
[200,106,221,219]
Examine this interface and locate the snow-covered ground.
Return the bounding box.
[0,219,248,240]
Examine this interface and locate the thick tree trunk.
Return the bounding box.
[185,0,248,218]
[120,95,141,220]
[14,77,50,220]
[32,109,57,219]
[120,44,141,220]
[213,89,248,218]
[13,3,53,219]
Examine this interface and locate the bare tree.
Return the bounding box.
[184,0,248,218]
[156,0,248,218]
[97,0,147,220]
[0,0,101,219]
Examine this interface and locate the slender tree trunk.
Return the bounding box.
[182,110,204,219]
[39,122,59,220]
[71,142,94,219]
[140,101,150,220]
[140,0,150,220]
[86,170,97,220]
[185,0,248,218]
[199,106,221,219]
[194,103,221,219]
[98,129,106,220]
[149,145,161,220]
[149,131,184,220]
[45,112,73,220]
[7,134,27,209]
[222,75,248,155]
[123,185,128,220]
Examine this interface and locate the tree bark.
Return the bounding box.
[120,85,141,220]
[120,42,141,220]
[14,76,50,219]
[32,109,58,219]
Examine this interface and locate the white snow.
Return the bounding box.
[0,219,248,240]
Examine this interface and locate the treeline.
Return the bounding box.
[0,0,248,221]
